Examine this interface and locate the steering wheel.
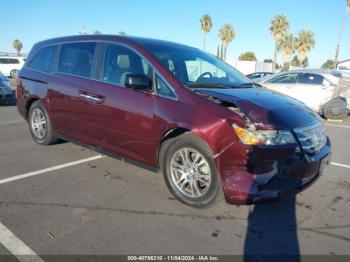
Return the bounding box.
[197,72,213,81]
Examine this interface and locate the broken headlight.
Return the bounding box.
[232,124,296,146]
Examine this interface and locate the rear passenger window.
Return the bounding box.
[58,42,95,78]
[102,44,153,88]
[299,73,324,85]
[28,46,56,73]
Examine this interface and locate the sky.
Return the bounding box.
[1,0,349,68]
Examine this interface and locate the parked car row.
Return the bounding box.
[0,73,15,104]
[0,56,25,78]
[17,35,331,207]
[247,70,349,120]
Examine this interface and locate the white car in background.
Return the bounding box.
[258,69,350,120]
[0,56,25,78]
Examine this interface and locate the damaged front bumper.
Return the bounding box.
[215,138,332,205]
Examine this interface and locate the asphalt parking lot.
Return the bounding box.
[0,100,349,260]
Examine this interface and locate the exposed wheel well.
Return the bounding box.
[157,128,190,168]
[26,98,39,119]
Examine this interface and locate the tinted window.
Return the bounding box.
[268,73,298,84]
[155,75,176,98]
[28,46,56,73]
[58,42,95,78]
[0,58,20,64]
[299,73,324,85]
[102,44,153,90]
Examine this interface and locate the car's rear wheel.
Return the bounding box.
[28,101,58,145]
[322,97,348,120]
[160,133,223,208]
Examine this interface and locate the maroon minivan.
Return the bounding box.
[17,35,331,207]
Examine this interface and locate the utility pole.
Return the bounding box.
[335,1,350,67]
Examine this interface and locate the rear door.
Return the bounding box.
[49,42,99,145]
[291,73,334,112]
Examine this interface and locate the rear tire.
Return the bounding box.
[160,132,223,208]
[322,97,348,120]
[28,101,58,145]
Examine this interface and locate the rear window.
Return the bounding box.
[28,46,57,73]
[58,42,95,78]
[299,73,324,85]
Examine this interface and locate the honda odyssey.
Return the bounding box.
[17,35,331,207]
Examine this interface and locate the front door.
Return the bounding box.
[86,43,158,165]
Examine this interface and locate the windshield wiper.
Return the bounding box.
[238,82,262,88]
[186,83,236,89]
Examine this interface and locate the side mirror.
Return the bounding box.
[124,74,152,90]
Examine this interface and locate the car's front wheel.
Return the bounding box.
[160,133,222,208]
[28,101,58,145]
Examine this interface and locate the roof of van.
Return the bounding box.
[34,35,195,50]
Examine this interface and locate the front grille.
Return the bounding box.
[294,123,327,154]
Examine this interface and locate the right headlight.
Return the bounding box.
[232,124,296,146]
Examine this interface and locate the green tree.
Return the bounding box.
[200,14,213,50]
[277,33,295,71]
[218,23,235,61]
[294,30,315,66]
[238,52,257,61]
[12,39,23,56]
[291,55,308,68]
[118,31,127,35]
[321,59,336,69]
[335,0,350,65]
[263,58,273,63]
[269,14,290,71]
[93,30,102,35]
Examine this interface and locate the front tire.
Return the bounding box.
[160,133,222,208]
[28,101,58,145]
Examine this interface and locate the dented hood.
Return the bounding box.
[195,87,321,129]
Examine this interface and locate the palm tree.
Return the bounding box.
[93,30,102,35]
[118,31,127,35]
[269,14,290,70]
[218,23,235,60]
[335,0,350,66]
[200,14,213,50]
[294,30,315,66]
[277,33,294,70]
[12,39,23,56]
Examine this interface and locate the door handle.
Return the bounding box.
[79,93,105,104]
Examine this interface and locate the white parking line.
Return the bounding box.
[0,222,44,262]
[325,123,350,129]
[0,155,105,185]
[331,162,350,169]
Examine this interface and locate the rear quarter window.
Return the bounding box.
[28,46,57,73]
[58,42,95,78]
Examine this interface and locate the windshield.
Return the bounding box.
[143,43,252,88]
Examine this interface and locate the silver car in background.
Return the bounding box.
[258,69,350,120]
